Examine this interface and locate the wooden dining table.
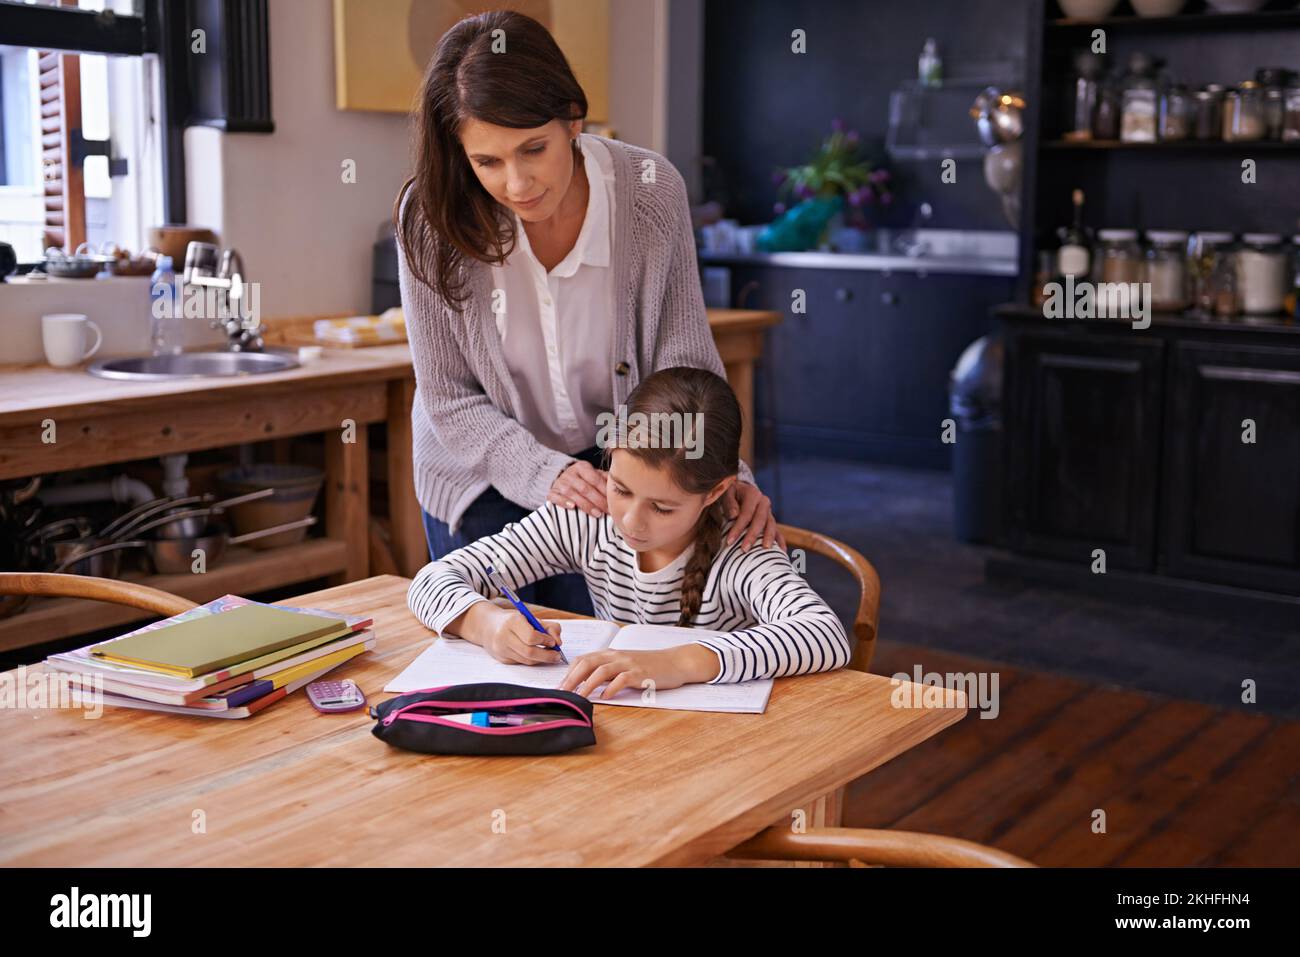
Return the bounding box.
[0,574,967,867]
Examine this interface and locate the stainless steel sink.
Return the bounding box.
[87,351,300,381]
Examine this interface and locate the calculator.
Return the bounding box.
[305,678,367,713]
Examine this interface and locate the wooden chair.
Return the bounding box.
[777,523,879,673]
[726,826,1036,867]
[721,529,1034,869]
[0,573,198,618]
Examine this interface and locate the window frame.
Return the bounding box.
[0,0,189,223]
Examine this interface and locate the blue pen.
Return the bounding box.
[485,564,569,665]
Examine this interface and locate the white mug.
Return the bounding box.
[42,313,102,368]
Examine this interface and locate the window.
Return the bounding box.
[0,0,173,262]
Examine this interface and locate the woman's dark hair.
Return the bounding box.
[605,367,743,627]
[394,10,588,310]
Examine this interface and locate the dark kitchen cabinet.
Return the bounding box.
[1005,327,1165,571]
[1163,342,1300,596]
[1000,308,1300,600]
[728,264,1009,468]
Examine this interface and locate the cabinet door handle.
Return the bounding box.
[835,287,853,302]
[881,291,899,305]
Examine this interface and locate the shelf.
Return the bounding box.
[1048,9,1300,36]
[994,301,1300,334]
[0,537,350,653]
[1042,139,1300,151]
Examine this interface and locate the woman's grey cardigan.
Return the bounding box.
[397,133,755,533]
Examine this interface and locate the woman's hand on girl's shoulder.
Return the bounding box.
[722,481,786,552]
[548,460,609,518]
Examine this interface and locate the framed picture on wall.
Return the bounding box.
[332,0,609,119]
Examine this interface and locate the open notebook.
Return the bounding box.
[385,618,773,714]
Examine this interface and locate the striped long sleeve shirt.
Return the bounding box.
[406,502,852,684]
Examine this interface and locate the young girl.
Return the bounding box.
[406,367,851,700]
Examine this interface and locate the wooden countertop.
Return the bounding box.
[0,344,414,425]
[0,308,781,425]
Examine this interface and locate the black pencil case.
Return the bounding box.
[370,682,596,755]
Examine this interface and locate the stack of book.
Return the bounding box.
[46,594,375,719]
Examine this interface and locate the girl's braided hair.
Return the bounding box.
[604,366,742,626]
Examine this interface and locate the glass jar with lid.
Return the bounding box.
[1224,81,1267,142]
[1189,232,1235,315]
[1284,82,1300,142]
[1256,68,1292,141]
[1121,75,1158,143]
[1159,85,1192,142]
[1097,229,1143,284]
[1193,85,1224,141]
[1144,230,1190,312]
[1236,233,1289,314]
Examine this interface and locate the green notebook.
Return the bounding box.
[90,604,350,678]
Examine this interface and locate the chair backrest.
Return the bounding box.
[776,523,879,673]
[0,573,198,618]
[728,826,1035,868]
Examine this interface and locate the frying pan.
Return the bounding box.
[145,516,318,573]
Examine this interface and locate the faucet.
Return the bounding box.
[183,243,262,351]
[894,203,934,258]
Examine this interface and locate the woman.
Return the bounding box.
[394,9,780,614]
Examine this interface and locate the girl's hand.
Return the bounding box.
[547,460,608,517]
[559,645,721,699]
[721,481,785,551]
[461,602,564,665]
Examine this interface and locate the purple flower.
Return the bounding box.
[796,183,814,200]
[861,189,875,205]
[773,202,786,215]
[831,117,845,133]
[847,188,863,208]
[869,168,890,184]
[772,169,787,185]
[880,191,893,205]
[846,130,860,144]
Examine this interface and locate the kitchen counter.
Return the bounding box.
[699,249,1018,277]
[0,341,420,651]
[0,343,414,422]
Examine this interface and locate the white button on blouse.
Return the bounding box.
[489,133,617,457]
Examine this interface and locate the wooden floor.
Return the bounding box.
[844,642,1300,867]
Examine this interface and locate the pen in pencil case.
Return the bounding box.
[484,564,569,665]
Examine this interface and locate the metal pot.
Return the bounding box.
[48,538,146,576]
[146,516,318,573]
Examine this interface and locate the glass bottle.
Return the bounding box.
[1189,232,1234,315]
[1092,73,1122,141]
[1056,188,1091,280]
[1210,238,1240,318]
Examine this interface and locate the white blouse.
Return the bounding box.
[489,132,617,456]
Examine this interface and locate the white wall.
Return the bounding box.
[190,0,412,319]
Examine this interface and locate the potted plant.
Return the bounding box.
[759,118,893,253]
